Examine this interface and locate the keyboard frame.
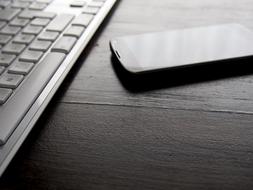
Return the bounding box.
[0,0,117,177]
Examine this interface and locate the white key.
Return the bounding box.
[8,61,34,75]
[18,10,38,19]
[13,33,35,44]
[36,0,52,4]
[70,0,86,7]
[2,43,26,55]
[0,25,21,35]
[29,40,51,52]
[22,25,43,35]
[19,0,34,2]
[11,1,30,9]
[38,31,59,41]
[46,14,74,32]
[35,11,56,19]
[72,13,94,27]
[64,26,84,38]
[0,73,24,89]
[10,18,30,27]
[0,8,20,21]
[88,1,104,7]
[19,50,43,63]
[0,1,10,8]
[0,34,12,45]
[19,10,55,19]
[29,2,47,10]
[0,53,16,66]
[30,18,50,26]
[51,36,77,54]
[83,6,100,15]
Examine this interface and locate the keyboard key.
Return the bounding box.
[10,17,30,27]
[0,34,12,45]
[29,40,51,52]
[51,36,77,54]
[0,53,16,66]
[19,50,43,63]
[72,13,94,27]
[83,6,100,15]
[29,2,47,10]
[22,25,43,35]
[36,0,53,3]
[46,14,74,32]
[64,26,84,38]
[8,61,34,75]
[0,1,10,8]
[0,8,20,21]
[88,1,104,7]
[35,11,56,19]
[0,25,21,35]
[0,88,12,105]
[19,0,34,2]
[11,1,30,9]
[70,0,86,7]
[30,18,50,26]
[18,10,38,19]
[13,33,35,44]
[0,73,24,89]
[38,31,59,41]
[2,43,26,55]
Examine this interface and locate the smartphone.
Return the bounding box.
[110,24,253,74]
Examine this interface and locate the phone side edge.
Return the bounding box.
[110,39,145,74]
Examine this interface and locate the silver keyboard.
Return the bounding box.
[0,0,117,176]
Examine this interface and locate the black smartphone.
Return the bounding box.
[110,24,253,74]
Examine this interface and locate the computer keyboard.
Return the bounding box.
[0,0,117,176]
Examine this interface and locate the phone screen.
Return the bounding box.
[112,24,253,73]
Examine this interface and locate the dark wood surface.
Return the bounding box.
[1,0,253,189]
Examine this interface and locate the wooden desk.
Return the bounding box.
[1,0,253,189]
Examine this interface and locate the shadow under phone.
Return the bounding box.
[111,53,253,93]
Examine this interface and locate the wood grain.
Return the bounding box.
[1,0,253,189]
[2,103,253,190]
